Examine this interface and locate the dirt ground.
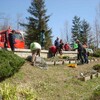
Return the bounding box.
[24,58,100,79]
[61,58,100,78]
[75,58,100,74]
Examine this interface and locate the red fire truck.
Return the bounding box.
[0,27,25,49]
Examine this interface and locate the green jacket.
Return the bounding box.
[74,43,78,49]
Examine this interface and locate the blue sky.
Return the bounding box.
[0,0,100,42]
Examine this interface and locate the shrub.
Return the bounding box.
[88,56,92,60]
[93,53,100,57]
[62,56,69,59]
[0,49,25,79]
[93,64,100,71]
[93,49,100,57]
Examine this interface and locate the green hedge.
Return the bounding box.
[93,49,100,57]
[0,49,25,79]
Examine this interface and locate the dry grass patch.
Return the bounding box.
[0,60,100,100]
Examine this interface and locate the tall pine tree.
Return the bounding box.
[71,16,91,45]
[21,0,52,49]
[71,16,81,43]
[80,19,91,44]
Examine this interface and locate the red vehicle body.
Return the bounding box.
[0,28,25,49]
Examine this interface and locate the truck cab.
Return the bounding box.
[0,28,25,49]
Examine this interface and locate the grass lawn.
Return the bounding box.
[0,60,100,100]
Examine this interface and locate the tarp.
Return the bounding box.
[30,42,41,50]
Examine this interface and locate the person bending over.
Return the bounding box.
[30,42,41,66]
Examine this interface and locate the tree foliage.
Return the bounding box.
[81,19,91,43]
[71,16,81,43]
[21,0,52,49]
[71,16,91,44]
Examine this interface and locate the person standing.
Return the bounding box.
[82,43,89,64]
[76,39,84,64]
[54,37,60,55]
[8,30,15,52]
[73,42,78,51]
[59,39,64,55]
[30,42,41,66]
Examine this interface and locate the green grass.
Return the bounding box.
[1,49,100,99]
[0,61,100,100]
[0,83,37,100]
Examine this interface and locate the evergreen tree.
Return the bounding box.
[71,16,81,43]
[81,19,91,44]
[21,0,52,49]
[71,16,91,45]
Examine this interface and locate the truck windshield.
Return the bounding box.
[14,33,23,40]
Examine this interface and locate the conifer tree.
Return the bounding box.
[21,0,52,49]
[71,16,91,45]
[81,19,90,44]
[71,16,81,43]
